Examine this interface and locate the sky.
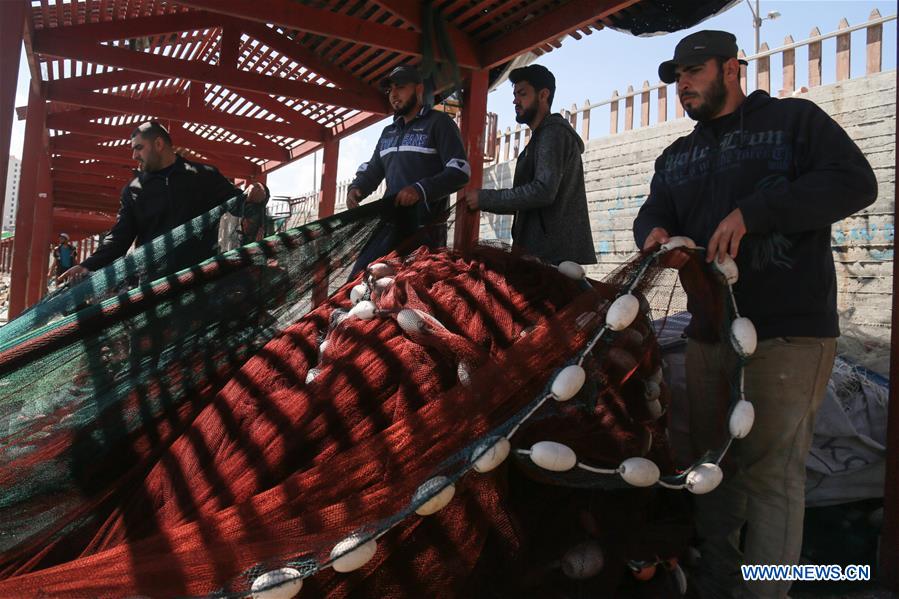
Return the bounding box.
[7,1,897,202]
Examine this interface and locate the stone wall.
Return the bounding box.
[479,70,896,353]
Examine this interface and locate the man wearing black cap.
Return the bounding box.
[634,30,877,598]
[347,65,470,273]
[463,64,595,266]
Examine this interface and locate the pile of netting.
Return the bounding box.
[0,197,751,598]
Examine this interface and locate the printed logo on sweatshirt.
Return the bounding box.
[378,132,435,157]
[662,129,792,187]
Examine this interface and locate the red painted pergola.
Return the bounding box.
[0,0,642,317]
[1,1,897,590]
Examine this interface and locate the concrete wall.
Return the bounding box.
[479,70,896,353]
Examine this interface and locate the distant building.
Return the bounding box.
[3,156,21,234]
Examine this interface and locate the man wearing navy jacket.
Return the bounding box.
[348,66,470,273]
[634,31,877,599]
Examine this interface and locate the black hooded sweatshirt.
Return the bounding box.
[634,90,877,341]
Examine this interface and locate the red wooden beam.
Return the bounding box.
[46,85,320,155]
[47,113,291,161]
[40,89,189,118]
[45,84,326,140]
[52,157,135,177]
[53,189,122,205]
[175,124,290,161]
[176,0,481,68]
[53,196,121,210]
[367,0,481,65]
[54,200,121,214]
[326,111,388,141]
[454,69,487,250]
[51,69,169,94]
[53,182,122,199]
[33,31,387,113]
[27,154,54,305]
[50,171,127,188]
[53,208,117,225]
[52,211,117,235]
[481,0,640,68]
[37,9,224,43]
[239,20,376,96]
[49,139,258,180]
[49,138,141,166]
[9,84,46,318]
[50,181,122,199]
[38,25,356,139]
[318,138,339,218]
[259,111,386,174]
[0,1,26,232]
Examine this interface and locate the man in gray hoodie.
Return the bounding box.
[463,64,595,265]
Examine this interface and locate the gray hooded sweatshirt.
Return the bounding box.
[478,113,596,265]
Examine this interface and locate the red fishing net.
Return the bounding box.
[0,233,741,598]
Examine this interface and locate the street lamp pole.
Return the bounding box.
[754,0,761,53]
[747,0,761,53]
[746,0,781,54]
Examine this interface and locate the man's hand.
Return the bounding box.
[706,208,746,263]
[642,227,689,269]
[57,264,90,286]
[463,190,480,211]
[395,185,421,207]
[642,227,670,251]
[346,187,363,209]
[245,182,268,204]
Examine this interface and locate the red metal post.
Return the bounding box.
[312,139,340,307]
[318,139,339,218]
[882,68,899,593]
[453,69,488,251]
[27,152,53,304]
[0,1,26,230]
[8,84,46,319]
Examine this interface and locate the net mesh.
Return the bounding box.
[0,199,735,598]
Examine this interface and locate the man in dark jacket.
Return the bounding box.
[464,64,595,265]
[59,121,267,284]
[348,66,470,273]
[634,31,877,598]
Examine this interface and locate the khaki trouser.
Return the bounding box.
[686,336,837,599]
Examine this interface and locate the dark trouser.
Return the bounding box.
[687,336,837,598]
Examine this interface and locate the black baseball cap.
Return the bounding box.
[658,30,747,84]
[380,65,423,91]
[508,63,556,96]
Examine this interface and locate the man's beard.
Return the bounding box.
[393,95,418,118]
[515,104,537,125]
[683,70,728,122]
